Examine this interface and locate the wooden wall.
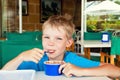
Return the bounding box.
[5,0,81,32]
[22,0,42,31]
[23,0,81,31]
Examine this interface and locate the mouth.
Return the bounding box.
[46,49,55,54]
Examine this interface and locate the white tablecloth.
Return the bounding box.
[35,72,111,80]
[77,40,111,48]
[0,70,111,80]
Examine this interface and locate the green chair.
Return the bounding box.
[1,31,43,67]
[1,41,43,67]
[0,40,4,69]
[110,35,120,65]
[100,31,120,65]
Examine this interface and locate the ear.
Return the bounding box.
[66,38,73,47]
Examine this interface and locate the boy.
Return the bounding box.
[2,14,120,78]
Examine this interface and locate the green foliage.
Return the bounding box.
[114,1,120,5]
[87,20,97,26]
[87,25,97,32]
[87,13,120,32]
[87,20,97,32]
[115,20,120,24]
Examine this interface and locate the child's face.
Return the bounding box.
[42,26,71,60]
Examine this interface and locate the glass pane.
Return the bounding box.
[86,0,120,32]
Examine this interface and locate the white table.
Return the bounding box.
[78,40,111,48]
[35,71,111,80]
[0,70,111,80]
[77,40,114,64]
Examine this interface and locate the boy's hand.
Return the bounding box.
[18,48,44,63]
[59,62,83,77]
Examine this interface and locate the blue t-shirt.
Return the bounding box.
[17,51,100,71]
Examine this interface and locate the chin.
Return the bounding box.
[49,56,58,60]
[48,56,55,59]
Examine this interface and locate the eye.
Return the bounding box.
[57,37,63,40]
[44,36,49,39]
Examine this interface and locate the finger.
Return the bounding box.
[59,63,66,74]
[32,54,43,61]
[43,50,49,55]
[62,67,72,78]
[33,48,44,55]
[61,61,66,64]
[35,52,44,59]
[66,74,73,78]
[30,57,39,63]
[63,63,73,77]
[32,49,45,59]
[61,63,71,75]
[32,60,38,63]
[43,49,48,52]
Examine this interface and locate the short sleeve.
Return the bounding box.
[64,52,100,68]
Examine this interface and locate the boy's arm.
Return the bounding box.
[2,48,44,70]
[59,62,120,78]
[81,63,120,78]
[2,55,23,70]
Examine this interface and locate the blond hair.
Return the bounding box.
[42,14,75,39]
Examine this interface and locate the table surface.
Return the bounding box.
[77,40,111,48]
[35,72,111,80]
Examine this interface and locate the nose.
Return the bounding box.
[48,40,55,46]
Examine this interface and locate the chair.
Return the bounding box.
[100,30,120,65]
[74,30,81,53]
[100,48,111,63]
[110,31,120,65]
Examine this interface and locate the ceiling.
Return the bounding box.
[87,0,104,1]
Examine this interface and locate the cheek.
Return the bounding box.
[42,40,47,48]
[57,41,67,49]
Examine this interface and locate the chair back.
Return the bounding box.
[111,30,120,55]
[74,30,81,53]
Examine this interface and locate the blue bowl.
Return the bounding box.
[44,61,62,76]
